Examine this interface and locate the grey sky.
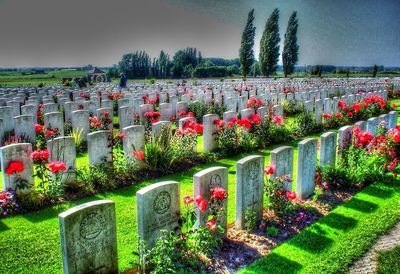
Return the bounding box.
[0,0,398,67]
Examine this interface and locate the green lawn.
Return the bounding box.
[241,179,400,274]
[377,246,400,274]
[0,69,87,87]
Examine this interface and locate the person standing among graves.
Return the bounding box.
[119,73,127,89]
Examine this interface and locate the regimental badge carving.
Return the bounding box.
[153,191,171,215]
[208,174,222,191]
[80,212,106,240]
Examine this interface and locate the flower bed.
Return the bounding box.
[132,111,400,273]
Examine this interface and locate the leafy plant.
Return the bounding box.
[244,208,257,230]
[266,226,279,237]
[143,126,175,173]
[291,108,316,137]
[76,163,116,193]
[282,99,300,115]
[264,172,297,217]
[71,128,84,152]
[149,230,178,274]
[187,100,226,123]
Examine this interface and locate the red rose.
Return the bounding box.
[48,161,66,174]
[286,191,297,200]
[322,113,331,119]
[46,130,54,137]
[353,103,361,113]
[338,100,346,109]
[195,124,203,134]
[359,131,373,146]
[265,165,274,175]
[272,115,282,126]
[118,132,125,139]
[5,161,24,175]
[250,114,261,125]
[131,150,145,160]
[31,149,49,163]
[195,195,207,212]
[210,187,228,200]
[393,130,400,143]
[34,124,43,133]
[238,118,251,129]
[347,112,353,117]
[214,119,225,127]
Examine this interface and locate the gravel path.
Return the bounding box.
[348,222,400,273]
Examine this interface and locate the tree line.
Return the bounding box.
[117,48,240,79]
[240,8,299,78]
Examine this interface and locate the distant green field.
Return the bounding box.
[1,69,399,87]
[0,69,87,87]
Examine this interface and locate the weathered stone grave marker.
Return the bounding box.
[59,200,118,274]
[235,155,264,230]
[136,181,180,249]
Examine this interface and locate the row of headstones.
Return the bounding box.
[56,109,398,273]
[0,81,387,137]
[2,78,387,119]
[0,82,390,149]
[0,119,186,192]
[2,102,396,194]
[0,77,393,102]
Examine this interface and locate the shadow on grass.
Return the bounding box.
[21,206,63,223]
[244,253,303,274]
[288,229,333,254]
[341,197,378,213]
[0,221,10,232]
[318,213,357,232]
[362,184,394,199]
[101,181,152,198]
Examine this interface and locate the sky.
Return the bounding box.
[0,0,398,68]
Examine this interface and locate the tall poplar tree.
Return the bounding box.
[239,9,256,78]
[259,8,280,77]
[282,11,299,77]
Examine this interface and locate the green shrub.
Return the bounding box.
[215,124,257,156]
[245,208,257,230]
[187,101,226,123]
[291,109,316,137]
[282,99,300,115]
[143,126,175,173]
[76,163,116,193]
[266,226,279,237]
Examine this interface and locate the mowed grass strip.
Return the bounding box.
[240,180,400,274]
